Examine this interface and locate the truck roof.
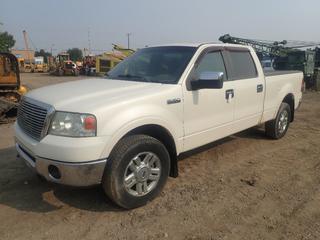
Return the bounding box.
[147,43,251,49]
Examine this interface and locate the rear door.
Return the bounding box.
[224,48,264,131]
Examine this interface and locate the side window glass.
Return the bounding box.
[228,51,257,79]
[194,51,227,81]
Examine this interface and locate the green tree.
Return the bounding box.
[35,49,52,63]
[67,48,83,61]
[0,31,16,52]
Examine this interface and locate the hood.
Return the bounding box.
[26,78,173,113]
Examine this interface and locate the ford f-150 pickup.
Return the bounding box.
[14,43,303,209]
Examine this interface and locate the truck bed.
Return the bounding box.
[262,69,303,124]
[264,70,301,77]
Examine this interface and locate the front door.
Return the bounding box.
[183,49,235,152]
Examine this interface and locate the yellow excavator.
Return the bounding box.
[0,52,27,123]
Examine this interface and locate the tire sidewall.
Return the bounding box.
[105,137,170,209]
[275,103,291,139]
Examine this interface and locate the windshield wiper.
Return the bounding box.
[115,74,148,81]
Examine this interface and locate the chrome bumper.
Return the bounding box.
[16,143,107,187]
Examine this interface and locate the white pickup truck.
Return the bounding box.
[15,43,303,209]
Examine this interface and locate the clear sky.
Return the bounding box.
[1,0,319,54]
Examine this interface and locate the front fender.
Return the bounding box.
[98,105,183,159]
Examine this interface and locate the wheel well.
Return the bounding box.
[124,124,178,178]
[282,94,295,122]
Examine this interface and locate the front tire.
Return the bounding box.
[102,135,170,209]
[265,102,291,139]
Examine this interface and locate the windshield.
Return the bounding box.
[106,46,196,84]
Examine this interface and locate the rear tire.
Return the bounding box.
[265,102,291,139]
[102,135,170,209]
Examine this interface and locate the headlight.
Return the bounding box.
[49,112,97,137]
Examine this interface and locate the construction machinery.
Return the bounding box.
[95,44,135,75]
[21,30,49,73]
[313,47,320,90]
[0,52,27,123]
[12,53,26,72]
[11,49,35,73]
[219,34,320,89]
[80,55,96,76]
[22,30,35,73]
[113,44,135,57]
[95,54,122,75]
[50,52,79,76]
[47,56,55,72]
[34,56,48,73]
[17,58,25,72]
[272,49,316,88]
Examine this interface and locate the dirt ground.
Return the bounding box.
[0,73,320,240]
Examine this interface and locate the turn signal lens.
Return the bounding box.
[84,116,96,130]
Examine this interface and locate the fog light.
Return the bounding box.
[48,165,61,179]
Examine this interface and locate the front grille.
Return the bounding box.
[17,98,48,140]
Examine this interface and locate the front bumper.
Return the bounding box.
[16,143,107,187]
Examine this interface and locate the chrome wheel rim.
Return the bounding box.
[124,152,161,197]
[278,110,289,134]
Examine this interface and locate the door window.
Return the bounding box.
[228,51,257,80]
[194,51,227,80]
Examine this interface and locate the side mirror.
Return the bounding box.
[191,71,224,90]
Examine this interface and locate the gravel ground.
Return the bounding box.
[0,73,320,240]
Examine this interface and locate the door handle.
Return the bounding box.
[257,84,263,93]
[225,89,234,102]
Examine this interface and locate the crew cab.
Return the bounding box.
[14,43,303,209]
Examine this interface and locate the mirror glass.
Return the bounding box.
[199,71,224,81]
